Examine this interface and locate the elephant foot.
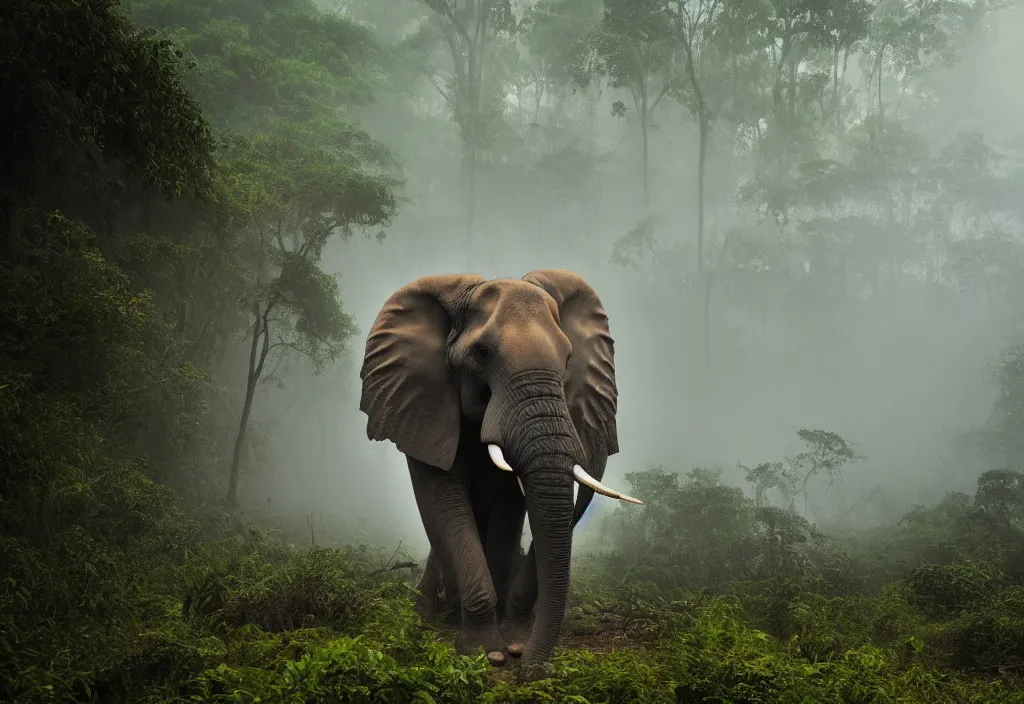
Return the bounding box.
[500,616,533,657]
[456,623,509,668]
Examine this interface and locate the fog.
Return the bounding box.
[238,0,1024,555]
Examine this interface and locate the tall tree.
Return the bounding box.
[521,0,605,109]
[219,128,398,507]
[595,0,677,216]
[404,0,517,267]
[133,0,402,506]
[864,0,986,138]
[663,0,726,369]
[518,0,607,242]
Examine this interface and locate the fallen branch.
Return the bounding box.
[370,561,419,576]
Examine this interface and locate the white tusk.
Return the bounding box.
[570,483,580,527]
[573,465,643,505]
[488,444,514,472]
[489,445,522,496]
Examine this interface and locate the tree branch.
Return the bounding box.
[649,79,674,115]
[253,294,279,381]
[437,20,470,96]
[370,561,419,576]
[423,0,472,42]
[423,68,457,107]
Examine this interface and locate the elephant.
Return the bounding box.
[358,269,642,667]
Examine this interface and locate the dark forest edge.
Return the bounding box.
[2,0,1024,702]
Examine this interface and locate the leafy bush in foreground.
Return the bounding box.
[5,464,1024,702]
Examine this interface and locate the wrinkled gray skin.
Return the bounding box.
[358,270,621,667]
[414,452,606,641]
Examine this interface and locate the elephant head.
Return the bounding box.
[359,269,637,664]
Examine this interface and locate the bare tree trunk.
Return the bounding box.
[679,27,713,370]
[463,145,477,269]
[462,1,492,271]
[876,43,885,136]
[698,112,710,371]
[641,112,650,217]
[631,79,651,218]
[227,300,271,507]
[463,39,479,269]
[878,45,884,124]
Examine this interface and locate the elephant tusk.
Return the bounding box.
[489,445,524,497]
[488,444,514,472]
[573,465,644,505]
[573,482,579,505]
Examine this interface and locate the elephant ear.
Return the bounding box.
[523,269,619,457]
[360,274,485,470]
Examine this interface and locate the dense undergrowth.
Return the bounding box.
[4,464,1024,702]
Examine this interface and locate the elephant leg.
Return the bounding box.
[407,456,507,666]
[484,499,526,621]
[438,556,462,626]
[414,549,439,616]
[422,554,462,626]
[423,522,482,626]
[415,549,445,620]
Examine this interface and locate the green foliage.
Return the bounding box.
[215,124,399,250]
[921,585,1024,671]
[0,0,402,697]
[180,542,413,635]
[131,0,385,130]
[595,0,675,96]
[520,0,604,89]
[0,5,225,687]
[0,0,215,203]
[545,428,1024,698]
[395,0,518,155]
[124,0,403,507]
[7,417,1024,702]
[274,253,355,351]
[10,433,1024,701]
[0,207,213,702]
[597,431,860,592]
[906,561,1005,618]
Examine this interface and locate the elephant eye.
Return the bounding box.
[471,344,489,364]
[565,354,572,370]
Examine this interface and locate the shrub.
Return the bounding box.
[906,561,1005,618]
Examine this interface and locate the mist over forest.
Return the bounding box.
[240,0,1024,545]
[3,0,1024,700]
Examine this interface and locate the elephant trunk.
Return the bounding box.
[484,370,582,665]
[520,465,574,664]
